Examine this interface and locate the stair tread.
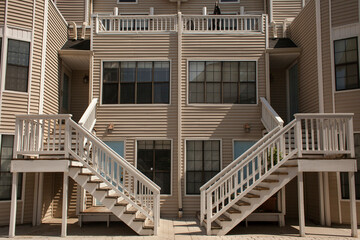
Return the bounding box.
[203,219,222,229]
[124,206,137,214]
[115,200,128,206]
[253,186,270,191]
[235,200,250,206]
[97,187,112,191]
[218,214,231,221]
[105,194,121,199]
[263,179,279,183]
[87,180,103,184]
[279,164,298,168]
[271,172,288,175]
[226,207,241,214]
[78,172,94,176]
[143,224,154,229]
[245,193,260,198]
[134,213,147,222]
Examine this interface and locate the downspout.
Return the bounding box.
[177,11,183,218]
[28,0,37,114]
[0,0,9,125]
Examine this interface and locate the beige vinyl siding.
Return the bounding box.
[272,0,303,37]
[93,0,264,15]
[0,93,28,132]
[43,1,68,115]
[0,173,35,226]
[181,34,266,216]
[288,1,319,113]
[29,0,45,115]
[270,69,287,121]
[335,91,360,132]
[56,0,86,25]
[6,0,33,30]
[0,0,5,25]
[320,0,333,113]
[331,0,359,28]
[70,70,89,122]
[328,172,341,224]
[304,172,320,223]
[92,30,179,216]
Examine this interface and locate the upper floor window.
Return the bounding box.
[102,61,170,104]
[118,0,137,3]
[5,39,30,92]
[189,61,256,104]
[334,37,359,91]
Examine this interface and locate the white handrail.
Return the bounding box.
[260,97,284,131]
[78,98,98,131]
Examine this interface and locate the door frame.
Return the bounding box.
[286,60,299,123]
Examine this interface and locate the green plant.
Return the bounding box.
[267,147,283,170]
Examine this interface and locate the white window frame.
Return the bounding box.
[184,138,222,196]
[219,0,240,3]
[100,59,172,106]
[117,0,138,4]
[135,138,173,196]
[186,59,259,106]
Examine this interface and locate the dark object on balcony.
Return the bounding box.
[213,1,221,15]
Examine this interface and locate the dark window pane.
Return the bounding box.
[5,65,28,92]
[154,83,169,103]
[137,83,152,103]
[120,83,135,103]
[102,84,118,104]
[120,62,136,82]
[223,83,238,103]
[189,82,204,103]
[206,83,221,103]
[137,62,152,82]
[154,62,170,82]
[103,62,119,83]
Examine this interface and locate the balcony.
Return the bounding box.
[94,14,266,34]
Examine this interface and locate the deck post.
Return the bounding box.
[318,172,325,226]
[9,172,18,238]
[349,171,358,237]
[61,172,68,237]
[297,172,305,237]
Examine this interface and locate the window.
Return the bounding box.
[5,39,30,92]
[0,135,22,201]
[220,0,240,3]
[189,61,256,104]
[102,61,170,104]
[137,140,171,194]
[118,0,137,3]
[341,133,360,199]
[186,140,220,195]
[334,37,359,91]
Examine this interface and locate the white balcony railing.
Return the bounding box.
[94,14,265,34]
[261,97,284,131]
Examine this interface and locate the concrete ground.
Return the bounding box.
[0,218,357,240]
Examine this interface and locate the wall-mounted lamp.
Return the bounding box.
[244,123,251,133]
[107,123,114,132]
[83,75,89,84]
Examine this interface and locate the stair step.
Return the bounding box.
[279,164,298,168]
[244,193,260,198]
[218,214,231,221]
[124,207,137,214]
[87,179,103,184]
[143,223,154,230]
[115,199,128,206]
[134,213,147,222]
[263,179,279,183]
[97,187,112,191]
[105,194,121,199]
[271,172,288,175]
[226,207,241,214]
[235,200,250,206]
[253,186,270,191]
[203,219,222,230]
[78,172,94,176]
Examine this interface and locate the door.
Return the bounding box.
[61,73,70,113]
[288,63,299,121]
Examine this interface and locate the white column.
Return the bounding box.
[36,172,44,225]
[298,172,305,237]
[349,172,358,238]
[61,172,68,237]
[318,172,325,226]
[324,172,331,226]
[9,172,18,238]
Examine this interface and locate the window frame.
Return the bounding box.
[340,132,360,201]
[0,134,24,202]
[186,59,258,106]
[184,139,222,196]
[100,59,171,106]
[135,139,173,196]
[117,0,138,4]
[333,37,360,91]
[219,0,240,3]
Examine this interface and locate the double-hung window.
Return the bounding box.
[334,37,359,91]
[102,61,170,104]
[189,61,256,104]
[186,140,220,195]
[0,135,22,200]
[5,39,30,92]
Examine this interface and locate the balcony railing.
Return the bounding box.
[94,14,265,34]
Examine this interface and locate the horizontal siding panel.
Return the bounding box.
[70,70,89,122]
[288,1,318,113]
[272,0,303,22]
[0,92,28,133]
[0,0,5,25]
[56,0,85,25]
[7,0,33,29]
[335,90,360,132]
[331,0,359,27]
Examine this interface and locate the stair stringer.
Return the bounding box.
[68,166,154,235]
[215,166,298,236]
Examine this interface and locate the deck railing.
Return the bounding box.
[13,115,161,234]
[261,97,284,131]
[78,98,98,132]
[94,14,265,34]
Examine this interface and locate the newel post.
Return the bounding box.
[206,193,212,235]
[64,116,70,158]
[295,115,302,157]
[348,117,355,158]
[200,190,205,224]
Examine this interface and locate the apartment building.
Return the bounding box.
[0,0,359,238]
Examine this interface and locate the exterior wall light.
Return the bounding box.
[244,123,251,133]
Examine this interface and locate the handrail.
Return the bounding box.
[260,97,284,131]
[78,98,98,131]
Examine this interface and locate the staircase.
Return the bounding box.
[200,98,355,235]
[13,103,161,235]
